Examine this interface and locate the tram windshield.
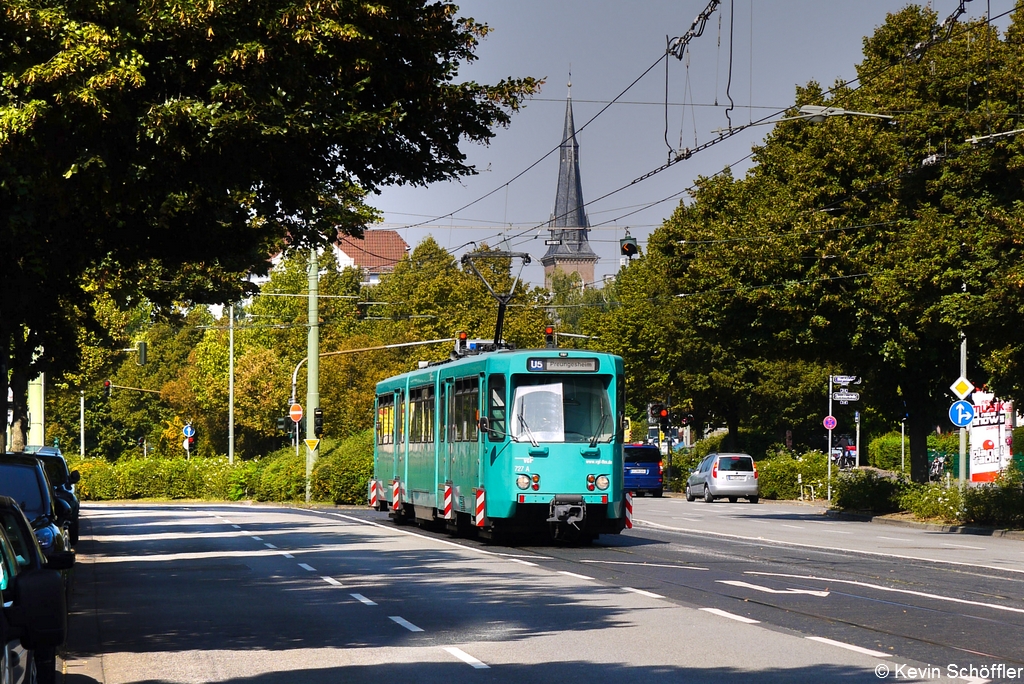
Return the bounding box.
[510,376,614,444]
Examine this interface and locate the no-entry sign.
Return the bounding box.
[289,403,303,423]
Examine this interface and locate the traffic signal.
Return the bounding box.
[619,236,639,258]
[455,331,468,354]
[313,408,324,437]
[544,326,556,348]
[137,341,147,366]
[276,416,287,433]
[187,434,195,449]
[647,402,664,425]
[658,406,670,432]
[104,380,112,398]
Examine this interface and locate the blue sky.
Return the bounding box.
[369,1,1015,287]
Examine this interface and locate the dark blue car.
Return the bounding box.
[623,444,663,497]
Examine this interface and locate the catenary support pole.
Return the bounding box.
[80,390,85,457]
[228,304,235,465]
[305,249,320,505]
[827,376,833,501]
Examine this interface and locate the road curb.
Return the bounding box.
[826,509,1024,540]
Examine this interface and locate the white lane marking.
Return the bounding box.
[781,524,805,530]
[877,536,912,542]
[941,542,986,550]
[717,580,829,597]
[633,518,1024,577]
[298,563,316,572]
[508,558,539,567]
[232,525,241,529]
[444,646,489,669]
[747,572,1024,615]
[221,519,233,524]
[251,536,263,541]
[328,512,549,563]
[806,636,891,658]
[264,543,277,549]
[321,576,342,586]
[351,593,377,606]
[673,517,703,522]
[623,586,666,599]
[699,607,759,624]
[558,570,595,581]
[580,560,708,571]
[282,552,294,559]
[389,616,424,632]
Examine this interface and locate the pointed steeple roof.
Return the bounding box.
[542,81,598,265]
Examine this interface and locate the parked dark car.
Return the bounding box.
[23,447,80,546]
[1,496,74,684]
[0,454,73,564]
[623,444,664,497]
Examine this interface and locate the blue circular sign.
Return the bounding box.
[182,424,196,438]
[823,415,837,430]
[949,400,974,428]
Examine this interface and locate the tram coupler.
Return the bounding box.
[547,495,586,526]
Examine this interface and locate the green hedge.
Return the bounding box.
[757,451,831,500]
[69,429,375,505]
[867,432,909,473]
[832,469,908,513]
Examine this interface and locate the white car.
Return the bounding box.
[685,452,759,503]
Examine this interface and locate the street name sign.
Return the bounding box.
[949,400,975,428]
[289,403,303,423]
[832,391,860,402]
[831,375,859,385]
[950,376,975,400]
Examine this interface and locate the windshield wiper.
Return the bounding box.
[588,413,608,448]
[517,413,539,447]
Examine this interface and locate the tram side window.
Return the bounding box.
[452,377,480,442]
[395,391,404,444]
[376,394,394,445]
[408,386,435,443]
[488,375,507,441]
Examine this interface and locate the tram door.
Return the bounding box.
[393,389,405,486]
[443,378,455,485]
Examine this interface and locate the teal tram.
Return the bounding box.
[368,341,627,542]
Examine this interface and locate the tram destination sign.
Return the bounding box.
[528,357,599,373]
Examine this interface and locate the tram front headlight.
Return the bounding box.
[596,475,610,491]
[516,475,531,490]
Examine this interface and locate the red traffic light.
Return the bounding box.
[104,380,112,397]
[544,326,554,335]
[458,331,468,341]
[659,408,669,418]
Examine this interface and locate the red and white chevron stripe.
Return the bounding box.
[475,488,486,527]
[392,479,401,511]
[624,491,633,529]
[443,484,453,519]
[369,480,379,508]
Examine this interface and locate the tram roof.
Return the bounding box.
[375,347,622,390]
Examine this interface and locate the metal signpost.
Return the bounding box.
[182,424,195,459]
[951,355,974,484]
[823,413,837,501]
[289,403,303,457]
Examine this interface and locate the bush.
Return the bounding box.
[254,451,308,501]
[311,430,375,504]
[832,469,908,513]
[757,451,830,500]
[900,482,965,523]
[963,466,1024,528]
[867,432,909,473]
[68,457,118,500]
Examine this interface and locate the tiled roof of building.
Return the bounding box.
[337,230,409,272]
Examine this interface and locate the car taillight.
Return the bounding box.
[658,460,664,475]
[712,462,718,478]
[753,462,758,479]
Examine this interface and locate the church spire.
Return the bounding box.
[541,76,598,290]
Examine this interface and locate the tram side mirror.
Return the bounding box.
[478,416,489,433]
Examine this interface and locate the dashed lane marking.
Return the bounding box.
[251,536,262,541]
[623,587,666,599]
[580,560,708,571]
[389,616,424,632]
[781,524,805,530]
[264,543,277,549]
[282,552,294,559]
[941,542,986,550]
[558,570,595,581]
[508,558,539,567]
[806,636,891,658]
[877,536,912,542]
[444,647,489,669]
[321,576,342,586]
[699,608,759,624]
[298,563,316,572]
[351,593,377,606]
[232,525,241,529]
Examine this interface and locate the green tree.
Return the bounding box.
[1,0,540,449]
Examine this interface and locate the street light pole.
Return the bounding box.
[228,304,234,465]
[959,336,968,484]
[827,375,833,502]
[305,249,319,505]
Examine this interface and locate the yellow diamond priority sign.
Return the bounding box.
[304,438,320,453]
[950,376,975,400]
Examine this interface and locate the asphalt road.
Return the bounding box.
[61,497,1024,684]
